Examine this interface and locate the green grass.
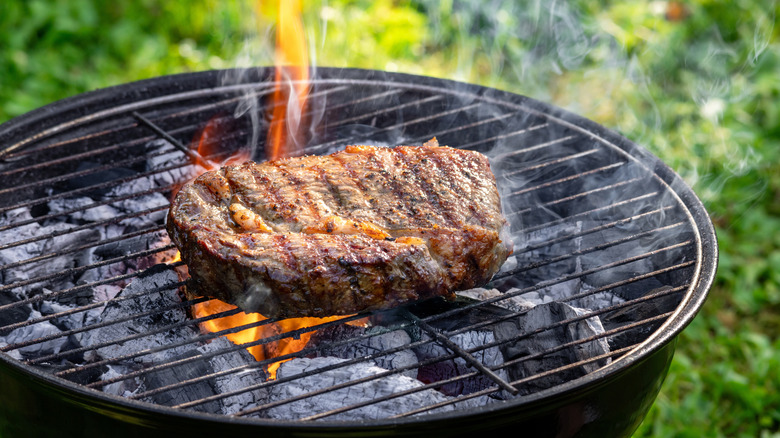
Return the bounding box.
[1,0,779,436]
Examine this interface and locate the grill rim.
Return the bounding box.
[0,67,717,430]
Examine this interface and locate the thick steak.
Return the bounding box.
[167,139,511,318]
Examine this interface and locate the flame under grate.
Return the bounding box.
[0,70,701,423]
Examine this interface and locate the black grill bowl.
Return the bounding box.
[0,68,716,437]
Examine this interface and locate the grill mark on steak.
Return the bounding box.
[363,149,428,228]
[395,148,458,227]
[313,164,347,213]
[233,164,287,229]
[424,149,489,228]
[272,160,324,224]
[330,153,375,220]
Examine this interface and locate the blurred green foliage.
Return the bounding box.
[0,0,779,436]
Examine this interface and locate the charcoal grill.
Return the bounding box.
[0,68,716,438]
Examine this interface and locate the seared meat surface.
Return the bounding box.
[167,139,511,318]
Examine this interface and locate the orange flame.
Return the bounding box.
[265,0,310,160]
[175,1,363,379]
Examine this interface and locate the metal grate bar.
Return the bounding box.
[506,161,626,199]
[391,343,637,419]
[403,110,527,144]
[133,318,418,401]
[0,224,164,272]
[0,258,176,318]
[407,311,519,395]
[457,122,550,151]
[511,206,676,256]
[0,242,173,297]
[0,158,187,214]
[518,191,661,235]
[88,244,692,406]
[0,147,177,197]
[0,202,169,253]
[3,280,191,353]
[491,135,578,162]
[500,148,600,177]
[505,177,648,222]
[510,222,687,275]
[132,111,200,161]
[0,183,173,235]
[310,99,480,152]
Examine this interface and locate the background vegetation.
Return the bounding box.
[1,0,778,436]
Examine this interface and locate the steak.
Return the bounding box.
[167,139,511,318]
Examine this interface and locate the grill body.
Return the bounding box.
[0,68,716,437]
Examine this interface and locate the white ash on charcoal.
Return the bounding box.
[1,310,70,360]
[413,329,510,399]
[144,139,195,187]
[195,336,268,415]
[103,178,169,229]
[47,197,121,224]
[496,219,628,311]
[81,264,199,365]
[305,324,419,378]
[266,356,454,421]
[0,207,100,298]
[493,301,611,396]
[100,364,141,398]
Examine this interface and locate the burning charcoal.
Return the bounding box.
[307,325,418,378]
[198,336,268,415]
[457,288,536,313]
[104,177,169,229]
[101,364,142,397]
[414,330,509,397]
[494,301,611,395]
[266,357,453,420]
[0,207,100,297]
[64,161,136,196]
[602,286,681,349]
[47,197,120,223]
[145,139,194,187]
[82,264,199,364]
[0,287,31,327]
[142,349,222,414]
[2,310,69,360]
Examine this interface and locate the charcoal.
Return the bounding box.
[307,325,418,378]
[104,177,169,229]
[2,310,69,360]
[0,288,31,327]
[64,161,136,196]
[100,364,142,397]
[82,264,198,364]
[457,288,536,313]
[266,357,453,420]
[145,139,194,187]
[494,301,610,395]
[603,286,681,349]
[0,207,100,297]
[142,349,222,414]
[414,330,509,396]
[198,336,268,415]
[47,197,120,223]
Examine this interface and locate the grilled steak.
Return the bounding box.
[167,139,511,318]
